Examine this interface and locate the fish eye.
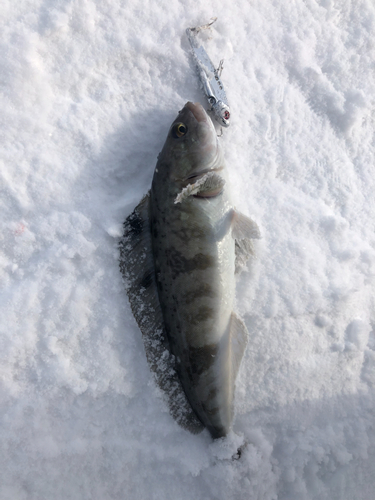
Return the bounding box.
[172,122,188,139]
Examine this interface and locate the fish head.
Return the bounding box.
[157,102,221,182]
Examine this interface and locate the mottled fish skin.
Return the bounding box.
[150,102,239,438]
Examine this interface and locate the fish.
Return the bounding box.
[119,102,260,438]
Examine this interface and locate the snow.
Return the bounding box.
[1,0,374,498]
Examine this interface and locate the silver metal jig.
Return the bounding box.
[186,18,231,128]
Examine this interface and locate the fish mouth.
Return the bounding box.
[184,102,210,123]
[185,166,224,182]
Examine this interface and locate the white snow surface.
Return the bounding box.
[1,0,375,499]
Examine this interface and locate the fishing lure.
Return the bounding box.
[186,18,231,128]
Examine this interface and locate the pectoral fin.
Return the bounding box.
[231,211,261,274]
[235,239,255,273]
[232,211,261,240]
[119,192,204,434]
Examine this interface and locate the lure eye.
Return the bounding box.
[172,122,188,138]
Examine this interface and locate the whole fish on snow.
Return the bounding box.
[119,102,260,438]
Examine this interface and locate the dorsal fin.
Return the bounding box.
[119,192,204,434]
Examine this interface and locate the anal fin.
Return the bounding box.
[229,312,249,382]
[119,192,203,434]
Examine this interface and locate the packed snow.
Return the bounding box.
[1,0,374,499]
